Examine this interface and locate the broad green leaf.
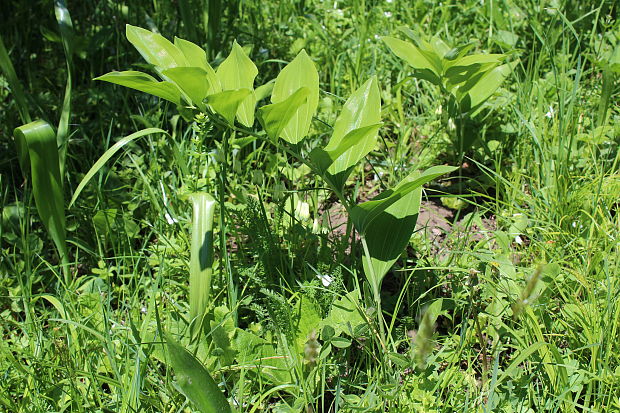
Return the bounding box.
[95,71,182,105]
[351,165,457,235]
[271,50,319,143]
[14,121,68,276]
[69,128,167,207]
[189,193,216,333]
[327,122,383,175]
[162,67,210,110]
[216,41,258,127]
[257,87,310,141]
[174,37,208,70]
[457,61,515,111]
[165,337,231,413]
[206,88,252,125]
[382,36,441,83]
[324,77,381,174]
[362,183,422,291]
[126,24,188,70]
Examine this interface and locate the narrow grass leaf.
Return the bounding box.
[95,71,182,105]
[69,128,167,207]
[270,50,319,143]
[0,36,31,172]
[54,0,74,178]
[258,87,310,142]
[166,337,231,413]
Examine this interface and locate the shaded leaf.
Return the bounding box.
[206,88,252,125]
[189,193,216,332]
[14,121,68,272]
[351,165,457,235]
[362,184,422,290]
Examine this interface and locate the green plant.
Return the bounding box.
[383,28,516,157]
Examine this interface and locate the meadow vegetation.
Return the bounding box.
[0,0,619,411]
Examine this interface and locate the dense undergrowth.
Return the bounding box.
[1,0,619,412]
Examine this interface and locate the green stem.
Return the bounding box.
[361,236,386,350]
[219,128,236,323]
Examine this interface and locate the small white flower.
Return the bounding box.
[317,273,333,287]
[514,235,523,245]
[545,105,555,118]
[141,306,147,314]
[448,118,456,131]
[374,34,380,40]
[384,11,393,18]
[386,0,393,3]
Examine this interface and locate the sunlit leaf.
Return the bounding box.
[258,87,310,141]
[166,337,231,413]
[216,41,258,127]
[271,50,319,143]
[324,77,381,175]
[126,24,187,70]
[174,37,208,70]
[457,61,516,112]
[95,71,182,105]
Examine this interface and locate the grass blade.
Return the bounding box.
[68,128,167,208]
